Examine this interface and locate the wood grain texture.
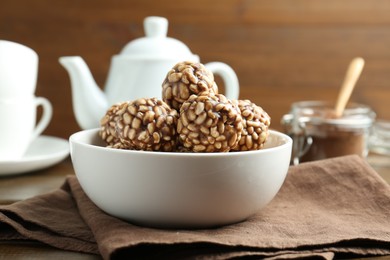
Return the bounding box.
[1,0,390,139]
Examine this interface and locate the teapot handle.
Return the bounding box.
[204,62,239,100]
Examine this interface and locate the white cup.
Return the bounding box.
[0,96,52,161]
[0,40,38,98]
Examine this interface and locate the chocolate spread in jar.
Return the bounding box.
[283,101,376,164]
[300,126,366,162]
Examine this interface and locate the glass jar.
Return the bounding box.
[281,101,376,165]
[369,119,390,156]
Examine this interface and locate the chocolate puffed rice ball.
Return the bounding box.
[99,98,179,152]
[99,102,127,149]
[162,61,218,111]
[231,99,271,151]
[177,93,243,152]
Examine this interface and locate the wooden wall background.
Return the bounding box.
[1,0,390,139]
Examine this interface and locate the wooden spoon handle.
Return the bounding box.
[334,57,365,117]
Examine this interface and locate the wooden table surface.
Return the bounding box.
[0,154,389,259]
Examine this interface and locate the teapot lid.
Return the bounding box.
[119,16,193,58]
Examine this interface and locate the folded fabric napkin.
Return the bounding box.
[1,155,389,259]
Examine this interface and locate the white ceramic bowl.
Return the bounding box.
[70,128,292,228]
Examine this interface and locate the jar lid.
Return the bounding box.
[119,16,193,58]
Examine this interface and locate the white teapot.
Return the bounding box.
[59,16,239,130]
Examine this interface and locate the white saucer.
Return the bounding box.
[0,135,69,176]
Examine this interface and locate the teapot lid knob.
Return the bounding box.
[144,16,168,38]
[119,16,194,58]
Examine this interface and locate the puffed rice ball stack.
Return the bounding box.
[162,61,218,111]
[99,98,179,152]
[100,61,271,153]
[177,93,243,152]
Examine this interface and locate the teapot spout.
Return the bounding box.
[59,56,108,130]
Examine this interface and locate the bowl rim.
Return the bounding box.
[69,128,292,157]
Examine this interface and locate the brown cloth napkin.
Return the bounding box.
[1,155,390,259]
